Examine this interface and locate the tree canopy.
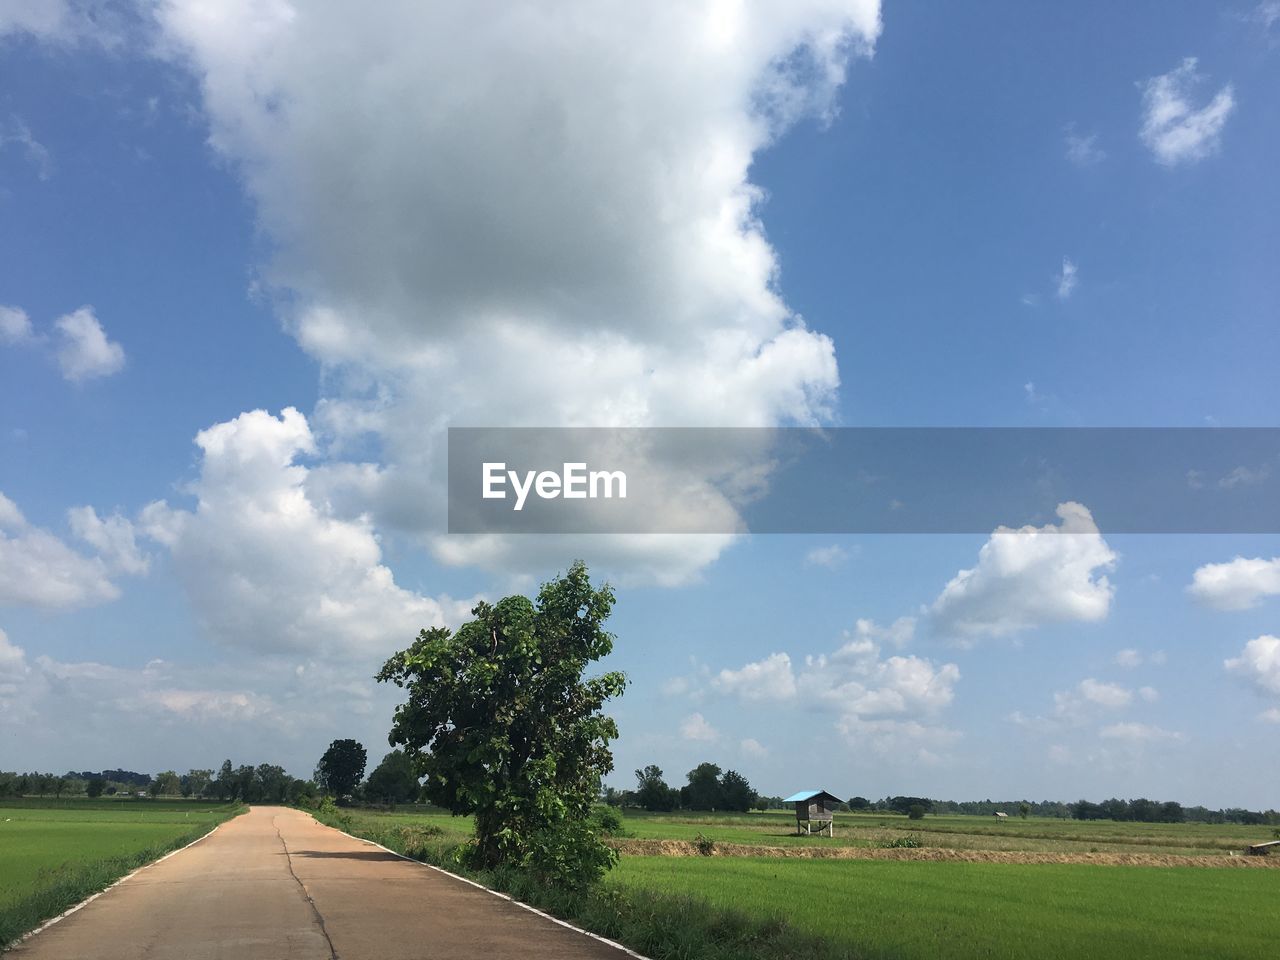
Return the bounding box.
[366,749,420,804]
[315,740,368,799]
[377,560,626,885]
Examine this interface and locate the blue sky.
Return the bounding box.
[2,1,1279,807]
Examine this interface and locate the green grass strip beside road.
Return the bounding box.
[0,802,245,948]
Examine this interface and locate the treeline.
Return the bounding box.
[606,763,760,812]
[0,761,318,804]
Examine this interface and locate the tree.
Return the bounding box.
[908,803,926,820]
[315,740,367,800]
[719,770,757,813]
[848,796,871,811]
[1018,801,1030,819]
[378,561,627,886]
[634,765,676,812]
[682,762,723,811]
[215,760,235,801]
[86,777,106,798]
[184,769,212,799]
[153,771,182,797]
[366,750,420,804]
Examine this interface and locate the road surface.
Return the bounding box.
[12,806,637,960]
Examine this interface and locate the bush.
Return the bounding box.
[693,832,716,856]
[907,803,926,820]
[520,819,619,890]
[590,805,627,837]
[882,834,922,849]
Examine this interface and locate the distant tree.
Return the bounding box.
[1018,801,1030,819]
[54,777,69,798]
[86,777,106,798]
[683,762,724,811]
[378,561,626,887]
[366,750,420,804]
[634,765,676,812]
[315,740,368,800]
[184,769,212,799]
[253,764,290,803]
[153,771,182,797]
[719,770,757,813]
[907,803,926,820]
[848,796,871,811]
[215,760,235,800]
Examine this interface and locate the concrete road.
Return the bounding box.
[12,806,637,960]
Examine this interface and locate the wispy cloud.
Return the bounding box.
[1139,58,1235,166]
[0,116,52,181]
[1064,124,1105,166]
[1055,257,1078,299]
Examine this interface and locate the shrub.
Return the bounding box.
[882,834,922,849]
[907,803,926,820]
[591,805,627,837]
[693,832,716,856]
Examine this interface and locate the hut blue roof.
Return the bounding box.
[783,790,842,803]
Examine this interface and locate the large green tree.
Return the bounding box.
[315,740,367,799]
[365,749,420,804]
[634,765,676,812]
[377,561,626,885]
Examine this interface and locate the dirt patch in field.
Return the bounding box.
[609,838,1280,868]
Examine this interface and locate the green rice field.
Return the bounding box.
[610,855,1280,960]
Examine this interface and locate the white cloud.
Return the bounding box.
[1064,125,1105,166]
[54,307,125,382]
[1218,465,1271,489]
[0,116,53,181]
[1099,722,1183,743]
[847,615,915,649]
[0,627,33,720]
[67,506,150,576]
[0,305,35,344]
[1114,648,1142,668]
[0,491,120,609]
[680,712,719,742]
[805,544,849,568]
[1139,58,1235,166]
[1224,635,1280,698]
[0,1,125,46]
[1077,678,1132,709]
[929,502,1116,640]
[0,1,73,40]
[1055,257,1078,299]
[711,627,959,735]
[740,737,769,758]
[143,407,476,658]
[1260,707,1280,724]
[1188,556,1280,611]
[154,0,883,583]
[713,651,797,702]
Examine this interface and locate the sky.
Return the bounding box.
[2,1,1279,807]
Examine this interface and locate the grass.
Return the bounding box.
[612,856,1280,960]
[0,798,244,946]
[319,805,1280,960]
[617,809,1268,856]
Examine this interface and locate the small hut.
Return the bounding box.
[993,811,1009,819]
[783,790,842,837]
